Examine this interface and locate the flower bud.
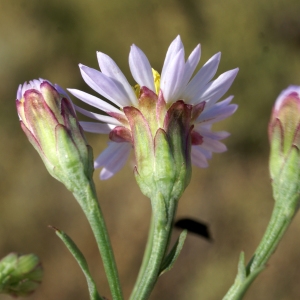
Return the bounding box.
[269,86,300,205]
[16,79,93,190]
[0,253,43,297]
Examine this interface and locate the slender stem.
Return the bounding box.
[223,203,295,300]
[130,215,155,298]
[130,220,169,300]
[130,195,177,300]
[72,180,123,300]
[247,204,293,273]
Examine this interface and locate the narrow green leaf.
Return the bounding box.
[50,226,103,300]
[222,252,264,300]
[237,252,246,281]
[159,230,187,275]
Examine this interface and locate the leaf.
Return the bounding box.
[222,252,264,300]
[49,226,103,300]
[159,230,187,276]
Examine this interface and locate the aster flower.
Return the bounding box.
[68,36,238,180]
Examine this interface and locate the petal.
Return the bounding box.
[194,127,230,140]
[129,45,155,92]
[180,44,201,91]
[68,88,121,114]
[74,104,123,126]
[79,64,136,107]
[191,146,209,168]
[182,52,221,103]
[29,79,42,90]
[94,142,131,179]
[96,52,138,105]
[193,68,239,106]
[197,147,212,159]
[274,85,300,111]
[160,49,185,102]
[22,82,30,97]
[17,84,22,100]
[55,84,72,102]
[196,96,237,124]
[161,35,184,81]
[201,137,227,153]
[80,121,116,134]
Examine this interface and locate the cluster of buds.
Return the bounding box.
[16,79,93,191]
[0,253,43,297]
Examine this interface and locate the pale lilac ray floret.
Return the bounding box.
[274,85,300,112]
[68,36,238,180]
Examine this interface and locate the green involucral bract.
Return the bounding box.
[124,87,192,203]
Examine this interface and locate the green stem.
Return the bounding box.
[72,180,123,300]
[247,204,293,273]
[130,215,155,298]
[129,195,177,300]
[130,222,169,300]
[223,203,296,300]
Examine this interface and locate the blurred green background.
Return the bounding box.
[1,0,300,299]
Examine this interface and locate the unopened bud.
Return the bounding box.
[268,86,300,206]
[0,253,43,297]
[16,79,93,190]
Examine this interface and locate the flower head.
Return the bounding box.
[269,86,300,186]
[69,36,238,185]
[16,79,93,189]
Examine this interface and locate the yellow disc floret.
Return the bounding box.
[152,69,160,95]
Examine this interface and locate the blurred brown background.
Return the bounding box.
[1,0,300,299]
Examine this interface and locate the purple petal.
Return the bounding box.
[80,121,116,134]
[21,82,30,96]
[17,84,22,100]
[194,127,230,140]
[274,85,300,111]
[79,64,135,107]
[191,146,209,168]
[201,137,227,153]
[182,53,221,103]
[196,96,237,124]
[161,36,184,81]
[55,84,72,101]
[97,52,138,105]
[68,89,121,114]
[129,45,155,92]
[194,68,239,106]
[94,142,131,180]
[160,49,185,102]
[74,104,123,126]
[180,44,201,90]
[197,147,212,159]
[29,79,42,90]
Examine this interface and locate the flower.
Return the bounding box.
[69,36,238,180]
[269,86,300,187]
[16,79,93,189]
